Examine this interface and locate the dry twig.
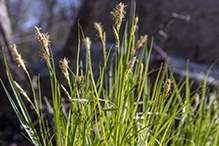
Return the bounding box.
[149,13,191,60]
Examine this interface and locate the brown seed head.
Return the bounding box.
[94,22,104,40]
[78,76,85,98]
[110,2,127,31]
[126,56,137,80]
[163,78,172,98]
[35,26,50,55]
[12,45,28,73]
[134,35,148,51]
[59,57,70,82]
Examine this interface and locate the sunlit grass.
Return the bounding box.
[1,2,219,146]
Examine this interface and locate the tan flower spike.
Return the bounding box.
[94,22,106,59]
[158,78,172,105]
[59,57,70,83]
[110,2,127,31]
[12,45,28,74]
[94,22,104,40]
[126,56,137,81]
[134,35,148,51]
[162,78,172,100]
[35,26,50,56]
[78,76,85,98]
[133,17,139,34]
[131,17,139,55]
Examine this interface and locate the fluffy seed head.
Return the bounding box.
[94,22,106,59]
[12,45,28,73]
[110,2,127,31]
[40,48,51,69]
[163,78,172,98]
[94,22,104,40]
[139,63,144,81]
[126,56,137,80]
[134,35,148,51]
[133,17,139,36]
[35,26,50,55]
[59,57,70,82]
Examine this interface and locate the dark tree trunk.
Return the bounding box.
[60,0,101,65]
[0,0,27,117]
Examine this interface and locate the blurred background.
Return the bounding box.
[4,0,219,64]
[6,0,82,64]
[1,0,219,145]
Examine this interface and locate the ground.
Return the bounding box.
[0,112,33,146]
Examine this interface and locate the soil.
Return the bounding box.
[0,112,33,146]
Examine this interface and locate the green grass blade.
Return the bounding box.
[0,79,41,146]
[1,49,41,145]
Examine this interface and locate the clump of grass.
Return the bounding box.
[1,2,219,146]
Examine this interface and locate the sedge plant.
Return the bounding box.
[1,2,219,146]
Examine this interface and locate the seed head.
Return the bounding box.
[35,26,50,56]
[163,78,172,99]
[84,37,92,56]
[94,22,106,59]
[12,45,28,74]
[94,22,104,40]
[59,57,70,82]
[131,17,139,54]
[78,76,85,98]
[194,94,200,106]
[132,16,139,38]
[40,48,51,70]
[138,63,144,84]
[158,78,173,105]
[134,17,139,32]
[126,56,137,81]
[112,25,120,48]
[134,35,148,51]
[110,2,127,31]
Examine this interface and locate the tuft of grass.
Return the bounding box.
[1,2,219,146]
